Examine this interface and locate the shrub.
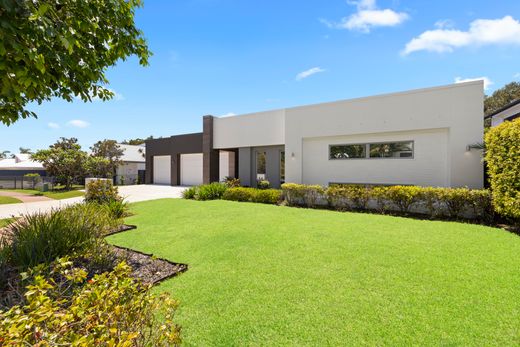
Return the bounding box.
[326,186,351,210]
[0,204,114,271]
[437,187,471,218]
[384,185,423,213]
[85,179,121,204]
[257,180,271,190]
[223,187,254,202]
[195,182,227,201]
[182,186,197,200]
[371,186,389,213]
[468,189,495,223]
[419,187,443,217]
[223,176,241,188]
[102,199,130,220]
[282,183,325,207]
[253,189,282,204]
[0,259,181,346]
[485,118,520,221]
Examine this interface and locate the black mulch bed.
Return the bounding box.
[112,245,188,285]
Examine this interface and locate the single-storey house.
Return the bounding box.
[115,144,146,185]
[146,81,484,189]
[0,154,47,177]
[485,99,520,127]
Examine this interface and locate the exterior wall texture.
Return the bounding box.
[145,133,203,185]
[283,81,484,188]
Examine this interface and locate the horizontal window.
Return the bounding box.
[369,141,413,158]
[329,141,414,160]
[330,144,366,159]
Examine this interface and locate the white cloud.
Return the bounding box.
[434,19,455,29]
[323,0,408,33]
[403,16,520,55]
[296,67,326,81]
[455,76,493,91]
[47,122,60,129]
[219,113,236,118]
[514,72,520,79]
[67,119,90,128]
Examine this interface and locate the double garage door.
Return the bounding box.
[152,154,203,186]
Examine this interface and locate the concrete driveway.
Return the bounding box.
[0,185,187,219]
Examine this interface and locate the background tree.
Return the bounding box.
[32,138,87,190]
[19,147,32,154]
[121,136,155,145]
[0,0,151,125]
[484,82,520,116]
[85,156,112,178]
[90,140,124,178]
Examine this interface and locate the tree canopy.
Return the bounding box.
[0,0,151,125]
[484,82,520,116]
[120,136,155,145]
[90,139,124,176]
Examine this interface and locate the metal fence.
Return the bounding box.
[0,176,55,190]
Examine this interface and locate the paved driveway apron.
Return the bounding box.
[0,185,187,219]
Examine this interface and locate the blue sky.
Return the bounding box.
[2,0,520,153]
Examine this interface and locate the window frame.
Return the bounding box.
[328,140,415,160]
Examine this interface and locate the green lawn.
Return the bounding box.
[3,189,84,200]
[0,196,22,205]
[108,199,520,346]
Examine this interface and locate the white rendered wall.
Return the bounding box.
[213,110,285,149]
[284,82,484,188]
[302,129,448,187]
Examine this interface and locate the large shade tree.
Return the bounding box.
[0,0,151,125]
[90,139,124,178]
[32,137,88,189]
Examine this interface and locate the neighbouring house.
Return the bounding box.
[485,99,520,127]
[146,81,484,189]
[115,144,146,185]
[0,153,46,177]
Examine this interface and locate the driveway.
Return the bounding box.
[0,185,187,219]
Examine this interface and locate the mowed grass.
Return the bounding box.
[0,196,22,204]
[108,199,520,346]
[0,218,16,228]
[4,189,84,200]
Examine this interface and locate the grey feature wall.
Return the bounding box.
[238,145,284,188]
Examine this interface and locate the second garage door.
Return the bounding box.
[180,153,203,186]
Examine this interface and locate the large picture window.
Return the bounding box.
[329,144,366,159]
[329,141,414,160]
[369,141,413,158]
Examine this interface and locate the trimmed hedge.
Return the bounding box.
[223,187,281,205]
[282,183,494,221]
[485,118,520,221]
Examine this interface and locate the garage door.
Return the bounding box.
[153,156,171,185]
[181,153,203,186]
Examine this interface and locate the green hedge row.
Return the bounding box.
[282,183,494,221]
[182,183,282,205]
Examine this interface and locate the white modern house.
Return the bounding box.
[485,99,520,127]
[146,81,484,189]
[115,144,146,185]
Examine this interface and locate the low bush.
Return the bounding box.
[182,186,197,199]
[0,204,115,271]
[327,185,371,210]
[257,180,271,190]
[384,185,423,213]
[103,199,130,220]
[253,189,282,204]
[282,183,325,207]
[222,187,282,204]
[195,182,228,201]
[222,187,254,202]
[437,187,471,218]
[371,186,389,213]
[223,176,241,188]
[485,118,520,221]
[85,179,121,204]
[0,259,181,346]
